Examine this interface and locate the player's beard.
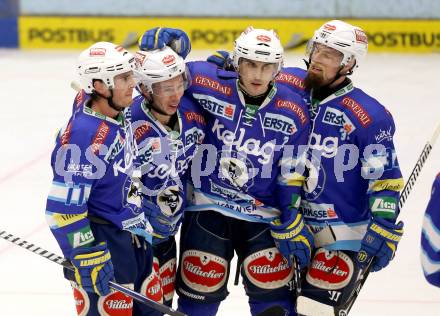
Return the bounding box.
[304,71,326,91]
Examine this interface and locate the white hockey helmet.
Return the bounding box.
[134,46,188,94]
[232,27,284,73]
[309,20,368,69]
[77,42,137,94]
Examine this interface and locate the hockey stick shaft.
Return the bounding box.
[0,230,186,316]
[340,120,440,315]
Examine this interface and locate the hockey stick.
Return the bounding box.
[297,119,440,316]
[0,230,186,316]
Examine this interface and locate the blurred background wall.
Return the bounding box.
[1,0,440,52]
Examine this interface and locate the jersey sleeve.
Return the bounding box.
[45,120,105,258]
[276,109,310,223]
[421,174,440,287]
[358,112,404,221]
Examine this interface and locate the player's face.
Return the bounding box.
[112,71,136,107]
[151,75,185,116]
[306,43,344,88]
[238,59,278,96]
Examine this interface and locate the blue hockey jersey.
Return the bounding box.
[46,97,149,258]
[276,67,404,251]
[421,173,440,287]
[130,94,206,233]
[185,61,310,223]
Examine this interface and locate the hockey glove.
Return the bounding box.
[207,50,234,71]
[138,27,191,59]
[70,242,114,296]
[142,199,177,244]
[270,212,314,269]
[357,217,404,272]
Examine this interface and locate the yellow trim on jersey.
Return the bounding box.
[369,178,404,192]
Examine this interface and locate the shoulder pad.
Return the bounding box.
[217,68,238,79]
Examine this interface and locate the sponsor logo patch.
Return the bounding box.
[374,126,393,143]
[98,288,134,316]
[275,72,305,90]
[193,93,235,120]
[243,248,293,289]
[60,121,73,146]
[91,121,110,154]
[256,34,271,42]
[72,282,90,316]
[321,107,356,140]
[184,126,205,148]
[263,112,297,135]
[370,196,397,215]
[185,111,206,125]
[141,257,163,303]
[134,122,150,141]
[67,226,94,248]
[160,258,177,302]
[162,54,176,65]
[339,97,372,127]
[306,249,354,290]
[301,202,338,220]
[89,48,106,56]
[180,250,227,293]
[193,75,232,96]
[275,99,307,125]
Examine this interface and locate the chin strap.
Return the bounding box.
[95,90,124,112]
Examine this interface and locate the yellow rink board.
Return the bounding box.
[19,16,440,52]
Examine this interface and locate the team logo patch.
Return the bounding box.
[303,152,326,201]
[306,249,354,290]
[72,282,90,316]
[243,248,293,289]
[98,289,133,316]
[160,258,177,302]
[218,150,255,191]
[181,250,227,293]
[157,185,183,216]
[141,257,163,303]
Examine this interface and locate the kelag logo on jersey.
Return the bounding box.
[192,93,236,120]
[322,107,356,140]
[262,112,297,135]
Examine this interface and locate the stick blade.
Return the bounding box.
[296,296,335,316]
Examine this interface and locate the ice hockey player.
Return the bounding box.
[129,46,206,307]
[206,20,405,312]
[421,173,440,287]
[45,42,158,315]
[139,27,313,316]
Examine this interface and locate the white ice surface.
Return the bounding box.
[0,50,439,315]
